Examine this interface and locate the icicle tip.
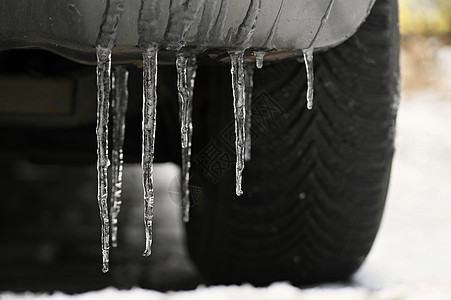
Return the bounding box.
[182,214,190,223]
[142,248,152,257]
[102,249,109,273]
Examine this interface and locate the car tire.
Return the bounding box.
[185,0,399,285]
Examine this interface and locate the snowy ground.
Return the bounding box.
[2,90,451,299]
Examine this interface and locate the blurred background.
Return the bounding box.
[2,0,451,298]
[400,0,451,94]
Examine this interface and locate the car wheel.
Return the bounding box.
[186,0,399,285]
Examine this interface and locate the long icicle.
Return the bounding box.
[181,56,197,222]
[176,53,191,221]
[96,46,112,273]
[176,54,190,149]
[244,64,254,162]
[141,47,158,257]
[110,66,129,248]
[96,0,125,273]
[229,50,246,196]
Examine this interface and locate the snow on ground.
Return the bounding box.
[355,89,451,291]
[2,90,451,299]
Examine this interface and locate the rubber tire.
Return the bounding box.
[186,0,399,285]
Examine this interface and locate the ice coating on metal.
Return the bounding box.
[229,51,246,196]
[324,0,335,21]
[137,0,160,49]
[367,0,377,15]
[232,0,262,46]
[141,48,158,257]
[110,66,129,248]
[208,0,230,42]
[195,0,219,44]
[96,46,112,273]
[307,0,336,49]
[164,0,206,50]
[180,57,198,222]
[244,64,254,162]
[96,0,126,49]
[262,0,284,48]
[254,51,265,69]
[303,48,314,110]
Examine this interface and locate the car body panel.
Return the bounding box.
[0,0,375,64]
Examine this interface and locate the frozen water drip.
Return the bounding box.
[176,54,198,222]
[300,0,335,110]
[110,66,129,248]
[244,64,255,162]
[95,0,125,273]
[141,47,158,257]
[253,51,265,69]
[96,46,112,273]
[229,50,247,196]
[303,48,314,110]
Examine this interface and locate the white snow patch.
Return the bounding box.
[355,90,451,290]
[3,282,451,300]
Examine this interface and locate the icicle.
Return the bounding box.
[179,56,197,222]
[141,47,158,257]
[229,50,246,196]
[176,54,190,149]
[253,51,265,69]
[303,48,314,110]
[110,66,129,248]
[244,64,254,162]
[96,46,112,273]
[300,0,335,111]
[95,0,125,273]
[176,54,197,222]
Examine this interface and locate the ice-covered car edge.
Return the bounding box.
[0,0,375,65]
